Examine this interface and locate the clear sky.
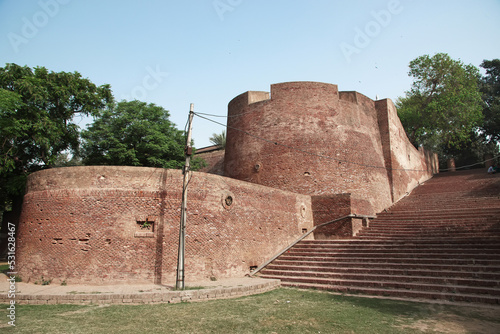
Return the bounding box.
[1,0,499,148]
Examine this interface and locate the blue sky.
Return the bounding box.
[1,0,499,148]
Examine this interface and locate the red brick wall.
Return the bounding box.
[16,81,438,285]
[196,149,225,175]
[17,166,313,285]
[375,99,439,203]
[224,82,436,216]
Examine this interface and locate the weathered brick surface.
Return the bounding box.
[0,279,281,305]
[196,149,225,175]
[17,82,438,285]
[224,82,437,216]
[17,166,313,284]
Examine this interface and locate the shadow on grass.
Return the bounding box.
[0,288,499,334]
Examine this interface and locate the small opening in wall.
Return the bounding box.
[52,238,63,245]
[249,265,258,272]
[137,220,154,231]
[304,172,311,176]
[222,193,235,210]
[302,228,308,234]
[135,220,155,238]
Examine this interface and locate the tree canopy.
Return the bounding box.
[81,100,202,170]
[0,63,112,207]
[209,130,226,148]
[479,59,500,145]
[396,53,483,155]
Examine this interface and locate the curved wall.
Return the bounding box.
[16,81,437,285]
[224,81,436,215]
[17,166,313,284]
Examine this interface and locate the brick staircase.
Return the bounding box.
[259,169,500,304]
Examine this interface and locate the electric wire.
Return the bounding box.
[194,112,500,173]
[194,112,433,172]
[195,110,261,118]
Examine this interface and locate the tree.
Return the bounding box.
[0,63,112,254]
[209,130,226,148]
[81,100,203,169]
[479,59,500,145]
[396,53,483,156]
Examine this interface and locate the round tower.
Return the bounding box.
[224,81,393,215]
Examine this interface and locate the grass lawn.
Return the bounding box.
[1,288,499,333]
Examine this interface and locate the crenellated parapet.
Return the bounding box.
[224,81,437,215]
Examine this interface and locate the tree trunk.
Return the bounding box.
[447,158,456,172]
[0,195,23,260]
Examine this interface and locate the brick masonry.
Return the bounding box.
[223,82,437,215]
[17,166,313,285]
[0,278,281,305]
[17,81,437,285]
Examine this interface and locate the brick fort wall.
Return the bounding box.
[224,82,437,216]
[17,81,438,285]
[17,166,313,285]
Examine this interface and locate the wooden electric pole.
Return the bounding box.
[176,103,194,290]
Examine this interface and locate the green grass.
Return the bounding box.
[1,288,499,333]
[0,264,9,273]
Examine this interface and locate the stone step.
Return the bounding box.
[278,255,500,266]
[272,259,500,272]
[386,203,500,211]
[377,210,500,218]
[290,246,500,254]
[372,216,499,223]
[355,232,500,239]
[356,231,500,237]
[279,281,500,304]
[260,275,500,297]
[299,238,500,246]
[367,221,499,227]
[258,170,500,304]
[265,264,500,279]
[357,227,500,234]
[284,250,500,260]
[260,269,500,288]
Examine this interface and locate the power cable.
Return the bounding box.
[195,112,499,173]
[194,112,433,172]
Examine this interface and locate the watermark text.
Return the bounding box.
[213,0,243,21]
[6,222,16,327]
[120,65,169,101]
[7,0,72,53]
[339,0,403,63]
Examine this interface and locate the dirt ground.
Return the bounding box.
[395,303,500,334]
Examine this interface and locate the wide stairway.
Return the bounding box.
[259,169,500,304]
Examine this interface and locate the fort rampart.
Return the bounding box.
[17,82,438,285]
[224,82,438,215]
[17,166,313,284]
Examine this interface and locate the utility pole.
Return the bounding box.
[176,103,194,290]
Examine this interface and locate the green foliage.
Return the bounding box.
[81,100,203,170]
[1,289,499,333]
[479,59,500,145]
[0,63,112,211]
[396,53,483,155]
[209,130,226,148]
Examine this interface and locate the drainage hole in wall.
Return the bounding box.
[249,266,258,271]
[225,195,233,207]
